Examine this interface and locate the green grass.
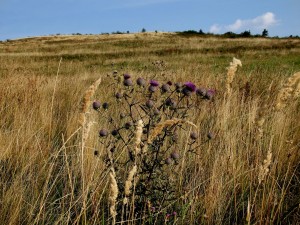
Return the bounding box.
[0,33,299,224]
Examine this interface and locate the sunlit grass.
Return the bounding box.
[0,33,299,224]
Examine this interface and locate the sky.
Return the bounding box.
[0,0,299,40]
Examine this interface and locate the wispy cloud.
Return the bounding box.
[210,12,279,34]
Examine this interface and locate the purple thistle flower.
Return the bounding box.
[149,80,159,87]
[172,212,177,216]
[123,74,131,80]
[184,82,197,92]
[205,89,215,100]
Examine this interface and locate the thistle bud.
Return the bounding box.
[92,101,101,110]
[102,102,109,110]
[124,79,133,86]
[171,152,180,160]
[136,77,146,86]
[99,129,108,137]
[190,132,198,140]
[165,158,172,165]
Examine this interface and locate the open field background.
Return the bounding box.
[0,33,300,224]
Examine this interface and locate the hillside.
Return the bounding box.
[0,33,300,224]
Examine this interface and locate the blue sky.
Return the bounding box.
[0,0,299,40]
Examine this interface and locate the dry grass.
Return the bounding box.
[0,33,300,224]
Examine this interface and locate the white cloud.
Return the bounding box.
[209,24,221,33]
[209,12,279,34]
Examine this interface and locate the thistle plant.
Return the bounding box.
[91,73,215,222]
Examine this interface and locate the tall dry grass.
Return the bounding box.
[0,33,299,224]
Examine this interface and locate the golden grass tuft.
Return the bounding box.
[275,72,300,110]
[79,77,102,126]
[226,57,242,95]
[0,33,300,224]
[109,168,119,225]
[124,165,138,200]
[134,119,144,155]
[258,149,272,184]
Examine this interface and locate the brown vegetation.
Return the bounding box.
[0,33,300,224]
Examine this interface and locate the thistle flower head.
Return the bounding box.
[207,132,213,139]
[148,85,158,92]
[150,80,159,87]
[165,98,175,107]
[153,108,160,116]
[205,89,215,100]
[184,82,197,92]
[92,101,101,110]
[146,99,154,108]
[111,129,118,136]
[161,84,170,93]
[196,88,206,97]
[99,129,108,137]
[125,121,133,129]
[102,102,109,110]
[123,74,131,80]
[171,152,180,160]
[123,79,133,86]
[136,77,146,86]
[115,92,123,99]
[190,132,198,140]
[165,158,172,165]
[175,82,182,92]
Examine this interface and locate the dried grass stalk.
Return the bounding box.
[124,165,137,201]
[226,57,242,95]
[134,120,144,155]
[147,118,197,144]
[79,77,102,126]
[246,199,251,223]
[258,150,272,184]
[109,168,119,225]
[275,72,300,110]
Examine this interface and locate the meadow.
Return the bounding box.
[0,32,300,224]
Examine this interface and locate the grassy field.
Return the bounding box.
[0,32,300,224]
